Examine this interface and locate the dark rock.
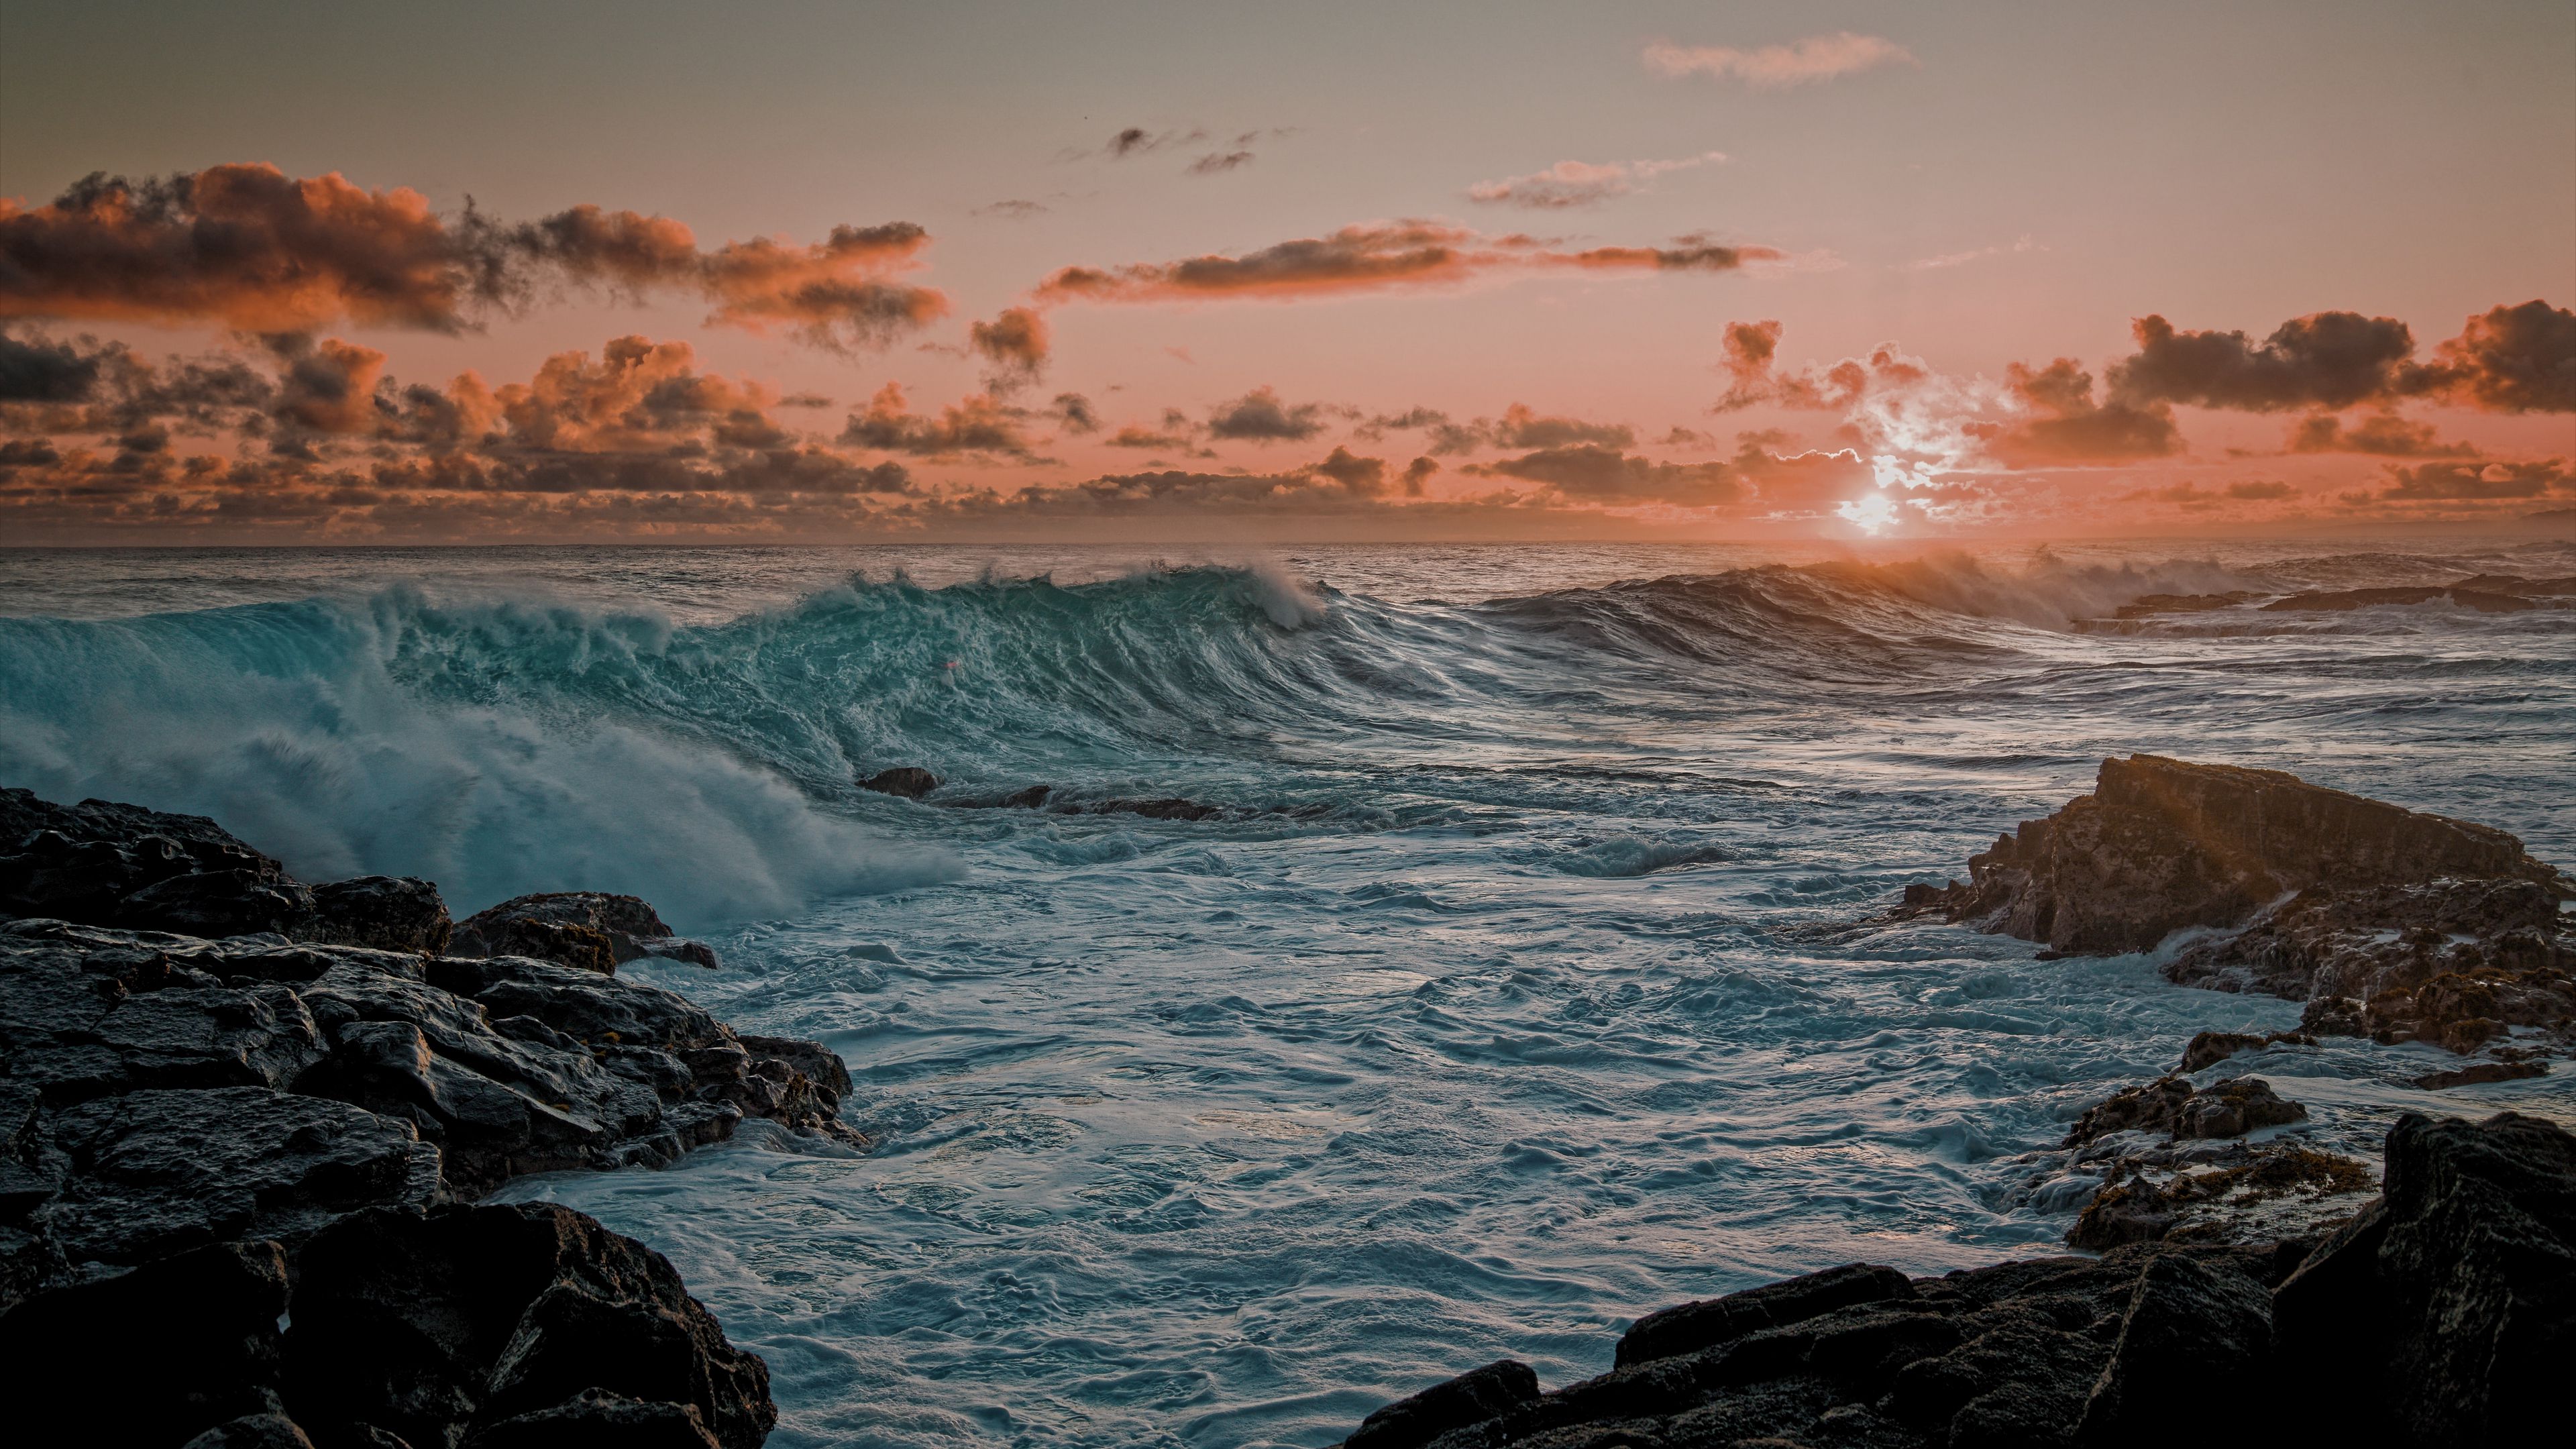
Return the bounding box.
[285,1202,774,1449]
[2065,1144,2374,1250]
[2261,586,2536,613]
[2177,1028,2312,1073]
[858,767,941,800]
[2062,1075,2304,1147]
[0,1238,290,1444]
[2273,1111,2576,1446]
[1088,796,1224,820]
[1000,784,1051,809]
[1913,755,2561,957]
[2411,1061,2548,1089]
[449,892,718,973]
[2074,1252,2271,1444]
[182,1414,319,1449]
[1342,1358,1538,1449]
[1617,1262,1917,1368]
[464,1390,720,1448]
[37,1086,441,1267]
[307,876,454,955]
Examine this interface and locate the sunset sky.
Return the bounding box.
[3,0,2571,542]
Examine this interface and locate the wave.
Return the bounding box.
[3,551,2553,922]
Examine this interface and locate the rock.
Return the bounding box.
[858,767,941,800]
[307,875,454,955]
[2074,1252,2271,1444]
[36,1086,441,1267]
[2273,1112,2576,1445]
[182,1414,319,1449]
[285,1202,775,1449]
[449,892,719,973]
[2262,586,2536,613]
[0,1238,290,1444]
[999,784,1052,809]
[0,788,456,952]
[2062,1075,2304,1147]
[1342,1358,1538,1449]
[1617,1262,1918,1368]
[464,1389,721,1448]
[2177,1028,2312,1073]
[2168,877,2572,1011]
[2065,1144,2374,1250]
[2411,1061,2548,1089]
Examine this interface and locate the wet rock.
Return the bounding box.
[307,875,454,955]
[1617,1262,1917,1368]
[2065,1144,2375,1250]
[2273,1111,2576,1445]
[2410,1060,2548,1089]
[182,1413,319,1449]
[1087,797,1224,821]
[999,784,1052,809]
[464,1389,722,1448]
[285,1202,775,1449]
[449,892,719,973]
[2262,585,2536,613]
[38,1086,441,1267]
[858,766,941,800]
[1343,1358,1539,1449]
[2176,1028,2312,1073]
[2062,1075,2304,1146]
[2074,1251,2271,1444]
[0,1238,290,1444]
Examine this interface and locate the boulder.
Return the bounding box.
[2064,1144,2374,1251]
[307,875,454,955]
[449,892,719,973]
[2061,1075,2305,1147]
[857,767,941,800]
[464,1389,721,1448]
[2073,1251,2272,1444]
[1342,1358,1538,1449]
[284,1202,775,1449]
[2177,1029,2312,1073]
[0,1238,291,1444]
[2273,1112,2576,1446]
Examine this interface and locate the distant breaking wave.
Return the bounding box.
[0,552,2551,924]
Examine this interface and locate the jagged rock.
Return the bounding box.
[2064,1144,2375,1250]
[2273,1112,2576,1445]
[1342,1358,1538,1449]
[2062,1075,2305,1146]
[1617,1262,1918,1368]
[858,767,941,800]
[464,1389,722,1448]
[2074,1251,2271,1444]
[182,1413,319,1449]
[2170,877,2572,1007]
[449,892,719,973]
[0,788,451,952]
[2176,1028,2313,1073]
[37,1086,441,1267]
[0,1238,291,1444]
[1907,755,2560,956]
[285,1202,775,1449]
[999,784,1052,809]
[2263,586,2536,612]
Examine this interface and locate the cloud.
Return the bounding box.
[1714,318,1782,411]
[1644,33,1918,89]
[1187,151,1255,175]
[267,335,390,437]
[1205,386,1328,441]
[1466,154,1726,210]
[1048,392,1099,434]
[1307,445,1387,492]
[973,200,1049,219]
[1902,235,2039,272]
[1,164,947,350]
[2118,480,2300,510]
[840,383,1040,457]
[1491,402,1633,450]
[1978,359,2182,465]
[0,330,107,402]
[1104,415,1202,451]
[1033,221,1778,305]
[2106,311,2418,413]
[1464,438,1868,511]
[2286,411,2477,458]
[2370,458,2574,501]
[968,306,1050,391]
[2396,300,2576,413]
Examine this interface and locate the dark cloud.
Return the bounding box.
[1400,456,1438,496]
[1187,151,1255,175]
[1035,221,1777,303]
[1205,386,1326,442]
[2286,411,2477,458]
[2397,301,2576,413]
[1979,358,2181,464]
[0,331,106,402]
[1491,403,1634,450]
[840,384,1038,457]
[1049,392,1099,434]
[2107,311,2418,413]
[973,200,1049,219]
[968,306,1049,392]
[2371,458,2574,501]
[1714,319,1781,411]
[1,164,947,350]
[1466,443,1743,505]
[1307,445,1387,492]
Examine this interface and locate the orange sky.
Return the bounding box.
[3,1,2571,543]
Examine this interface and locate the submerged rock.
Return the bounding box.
[1334,1112,2575,1449]
[449,892,720,973]
[2061,1075,2306,1146]
[858,766,941,800]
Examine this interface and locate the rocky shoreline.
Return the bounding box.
[7,755,2571,1448]
[1336,756,2574,1448]
[1,787,853,1446]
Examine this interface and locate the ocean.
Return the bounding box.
[4,539,2572,1447]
